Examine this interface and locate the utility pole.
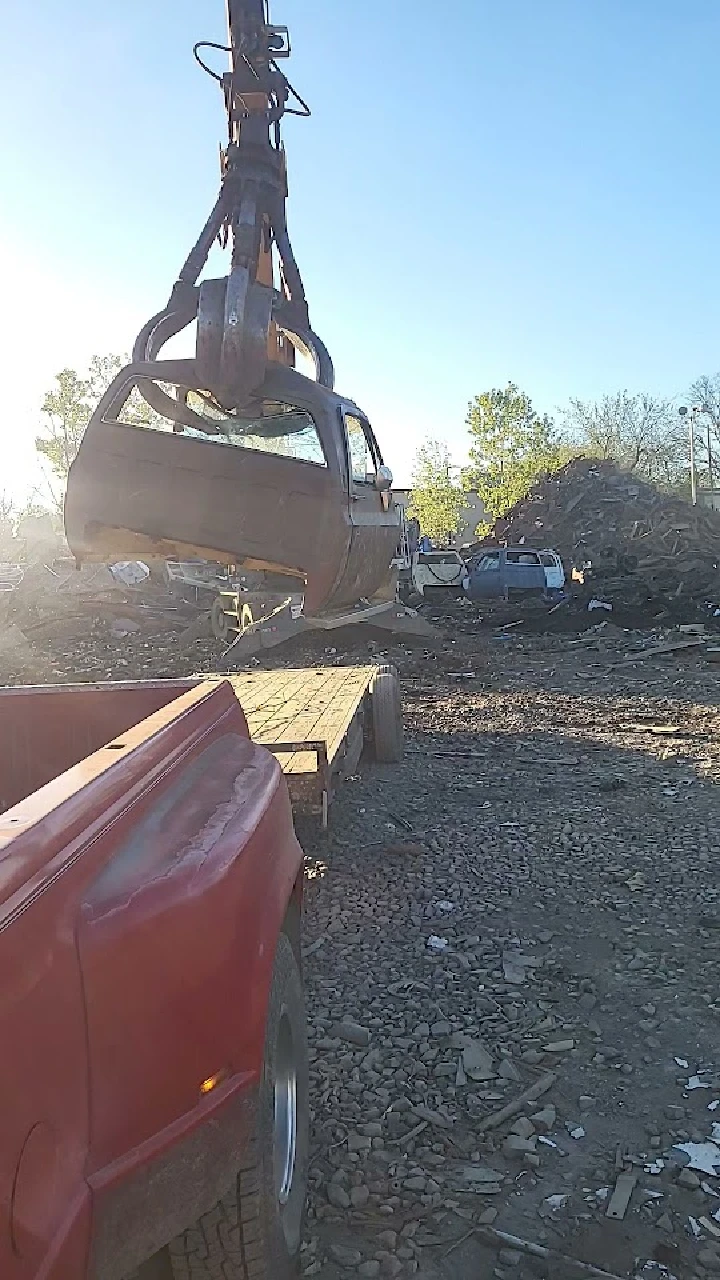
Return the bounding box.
[680,406,697,504]
[705,412,714,494]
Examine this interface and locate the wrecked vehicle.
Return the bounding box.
[466,547,549,601]
[65,361,400,616]
[398,548,467,602]
[0,677,307,1280]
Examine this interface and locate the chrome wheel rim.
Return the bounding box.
[273,1011,297,1206]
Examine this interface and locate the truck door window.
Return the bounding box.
[477,552,500,571]
[116,378,327,467]
[345,414,380,484]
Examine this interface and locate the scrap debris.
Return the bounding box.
[494,458,720,613]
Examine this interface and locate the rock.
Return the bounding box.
[327,1184,351,1209]
[503,1135,536,1159]
[531,1106,556,1132]
[698,1250,720,1273]
[377,1231,398,1250]
[498,1058,522,1082]
[348,1133,372,1152]
[578,992,598,1012]
[359,1263,381,1278]
[403,1175,427,1192]
[478,1207,499,1225]
[431,1020,451,1036]
[544,1039,575,1053]
[329,1243,363,1267]
[499,1250,523,1267]
[678,1168,702,1189]
[463,1039,495,1081]
[522,1049,544,1066]
[511,1117,536,1139]
[351,1184,370,1207]
[361,1122,384,1138]
[336,1022,372,1047]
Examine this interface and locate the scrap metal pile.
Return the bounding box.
[494,458,720,610]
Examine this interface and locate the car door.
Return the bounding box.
[322,411,400,610]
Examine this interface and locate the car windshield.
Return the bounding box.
[114,377,327,466]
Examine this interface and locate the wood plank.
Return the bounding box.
[279,668,374,775]
[199,666,376,782]
[231,670,305,728]
[250,669,340,743]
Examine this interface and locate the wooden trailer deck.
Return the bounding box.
[208,665,399,823]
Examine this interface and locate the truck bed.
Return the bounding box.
[0,677,304,1280]
[0,679,192,814]
[0,666,381,824]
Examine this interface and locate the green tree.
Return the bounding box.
[35,354,126,487]
[407,439,466,543]
[464,383,570,526]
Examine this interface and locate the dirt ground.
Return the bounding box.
[4,602,720,1280]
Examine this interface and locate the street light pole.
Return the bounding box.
[680,406,697,504]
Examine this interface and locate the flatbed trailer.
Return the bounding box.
[196,664,401,825]
[0,664,401,831]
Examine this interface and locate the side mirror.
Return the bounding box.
[375,465,393,492]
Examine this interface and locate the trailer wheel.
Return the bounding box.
[210,596,232,642]
[165,932,309,1280]
[370,669,404,763]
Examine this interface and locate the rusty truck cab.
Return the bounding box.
[64,359,399,614]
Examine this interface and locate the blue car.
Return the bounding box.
[466,546,549,601]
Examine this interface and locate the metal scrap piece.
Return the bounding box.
[606,1170,637,1220]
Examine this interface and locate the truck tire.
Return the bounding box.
[166,932,308,1280]
[370,669,404,763]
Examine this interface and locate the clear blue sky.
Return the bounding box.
[2,0,720,496]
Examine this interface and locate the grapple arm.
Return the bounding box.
[133,0,333,409]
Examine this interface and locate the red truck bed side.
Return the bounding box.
[0,679,303,1280]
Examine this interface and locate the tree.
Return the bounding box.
[35,354,126,488]
[463,383,571,526]
[407,439,466,542]
[688,373,720,488]
[562,391,686,489]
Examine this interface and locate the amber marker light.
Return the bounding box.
[200,1068,229,1096]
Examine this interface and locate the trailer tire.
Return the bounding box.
[370,670,404,763]
[165,932,309,1280]
[210,596,232,642]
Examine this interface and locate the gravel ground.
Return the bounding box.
[4,606,720,1280]
[297,624,720,1280]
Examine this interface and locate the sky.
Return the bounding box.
[2,0,720,499]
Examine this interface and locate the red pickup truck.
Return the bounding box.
[0,678,308,1280]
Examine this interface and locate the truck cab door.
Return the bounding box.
[322,411,399,610]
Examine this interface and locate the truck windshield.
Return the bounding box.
[113,377,327,467]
